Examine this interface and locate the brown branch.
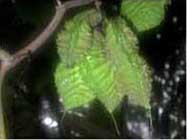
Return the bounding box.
[0,1,96,137]
[3,0,96,73]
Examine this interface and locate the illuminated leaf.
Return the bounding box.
[120,0,168,32]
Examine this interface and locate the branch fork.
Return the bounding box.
[0,0,101,138]
[0,0,98,75]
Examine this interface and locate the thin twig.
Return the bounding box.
[5,0,96,73]
[0,1,96,138]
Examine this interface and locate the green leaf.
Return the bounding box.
[120,0,168,32]
[55,9,100,110]
[55,62,95,110]
[54,10,152,113]
[105,18,152,110]
[80,30,122,113]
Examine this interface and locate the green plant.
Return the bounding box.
[54,0,168,135]
[0,0,168,138]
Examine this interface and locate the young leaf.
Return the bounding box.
[120,0,168,32]
[55,62,95,110]
[55,9,100,110]
[55,10,152,113]
[80,30,122,113]
[105,18,152,110]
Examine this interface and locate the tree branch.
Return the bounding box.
[1,0,96,74]
[0,1,96,138]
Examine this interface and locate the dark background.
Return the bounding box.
[0,0,186,138]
